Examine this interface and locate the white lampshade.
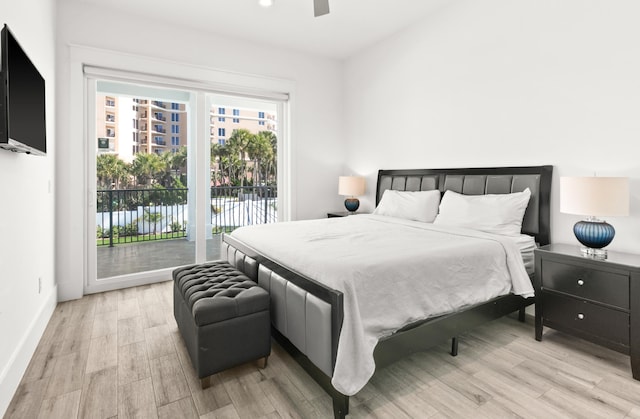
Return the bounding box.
[560,177,629,217]
[338,176,365,197]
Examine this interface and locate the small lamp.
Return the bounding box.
[560,176,629,258]
[338,176,365,213]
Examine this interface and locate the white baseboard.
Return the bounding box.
[0,285,57,417]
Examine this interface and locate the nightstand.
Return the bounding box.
[327,211,367,218]
[534,243,640,380]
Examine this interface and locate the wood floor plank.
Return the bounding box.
[157,396,198,419]
[541,387,626,419]
[85,333,118,374]
[171,328,232,415]
[94,289,119,314]
[118,297,141,320]
[149,353,191,407]
[68,298,97,326]
[44,345,90,399]
[199,404,241,419]
[37,389,81,419]
[21,345,58,383]
[597,373,640,407]
[38,302,74,349]
[539,329,631,375]
[472,369,570,419]
[584,385,639,417]
[118,315,146,347]
[118,377,158,419]
[258,376,315,419]
[348,392,413,419]
[144,324,174,360]
[118,286,139,301]
[91,309,118,339]
[504,339,602,387]
[627,406,640,418]
[60,320,92,355]
[4,378,49,419]
[262,343,326,401]
[142,304,169,329]
[386,390,439,418]
[118,341,151,385]
[138,283,169,329]
[413,380,485,418]
[512,358,594,395]
[406,351,492,406]
[222,372,276,419]
[474,398,523,418]
[78,366,118,419]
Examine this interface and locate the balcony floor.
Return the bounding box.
[97,235,223,278]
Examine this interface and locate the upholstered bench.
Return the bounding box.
[173,260,271,388]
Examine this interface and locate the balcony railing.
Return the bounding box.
[153,113,167,122]
[97,186,277,247]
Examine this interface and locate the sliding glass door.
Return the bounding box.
[85,78,283,293]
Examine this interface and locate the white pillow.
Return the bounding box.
[433,188,532,236]
[373,189,441,223]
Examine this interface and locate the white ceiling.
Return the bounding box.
[79,0,450,59]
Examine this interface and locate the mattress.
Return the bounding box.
[512,233,537,276]
[231,214,534,395]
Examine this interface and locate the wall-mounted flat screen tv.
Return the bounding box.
[0,24,46,156]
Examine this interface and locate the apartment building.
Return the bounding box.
[96,95,277,162]
[209,105,277,146]
[96,96,188,162]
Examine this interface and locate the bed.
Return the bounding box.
[221,165,553,418]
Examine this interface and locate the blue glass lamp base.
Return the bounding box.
[573,219,615,258]
[344,198,360,212]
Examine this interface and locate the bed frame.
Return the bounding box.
[222,165,553,418]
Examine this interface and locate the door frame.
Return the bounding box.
[74,46,295,295]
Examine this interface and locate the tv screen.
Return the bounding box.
[0,24,46,156]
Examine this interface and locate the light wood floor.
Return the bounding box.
[5,280,640,419]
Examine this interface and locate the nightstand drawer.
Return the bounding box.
[542,292,629,346]
[541,259,629,309]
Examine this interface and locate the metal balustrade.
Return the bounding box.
[96,186,277,247]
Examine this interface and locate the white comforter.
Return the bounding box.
[231,214,534,395]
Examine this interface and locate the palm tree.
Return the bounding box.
[131,152,164,186]
[172,146,188,182]
[157,151,175,187]
[96,154,129,189]
[248,132,272,186]
[211,143,225,186]
[257,131,277,185]
[227,129,253,186]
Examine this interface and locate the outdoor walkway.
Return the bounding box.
[97,235,223,278]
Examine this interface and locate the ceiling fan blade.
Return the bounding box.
[314,0,330,17]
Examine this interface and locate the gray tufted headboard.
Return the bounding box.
[376,165,553,246]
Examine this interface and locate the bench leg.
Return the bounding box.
[451,337,458,357]
[259,356,269,369]
[201,376,211,390]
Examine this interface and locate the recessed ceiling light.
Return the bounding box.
[259,0,274,8]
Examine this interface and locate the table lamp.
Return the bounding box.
[338,176,365,213]
[560,176,629,258]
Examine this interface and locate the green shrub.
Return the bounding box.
[170,221,183,232]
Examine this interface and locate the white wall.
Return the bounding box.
[0,0,57,415]
[344,0,640,253]
[55,0,345,300]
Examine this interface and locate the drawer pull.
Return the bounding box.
[577,313,585,320]
[577,279,584,286]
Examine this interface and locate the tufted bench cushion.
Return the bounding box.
[175,262,269,325]
[173,260,270,387]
